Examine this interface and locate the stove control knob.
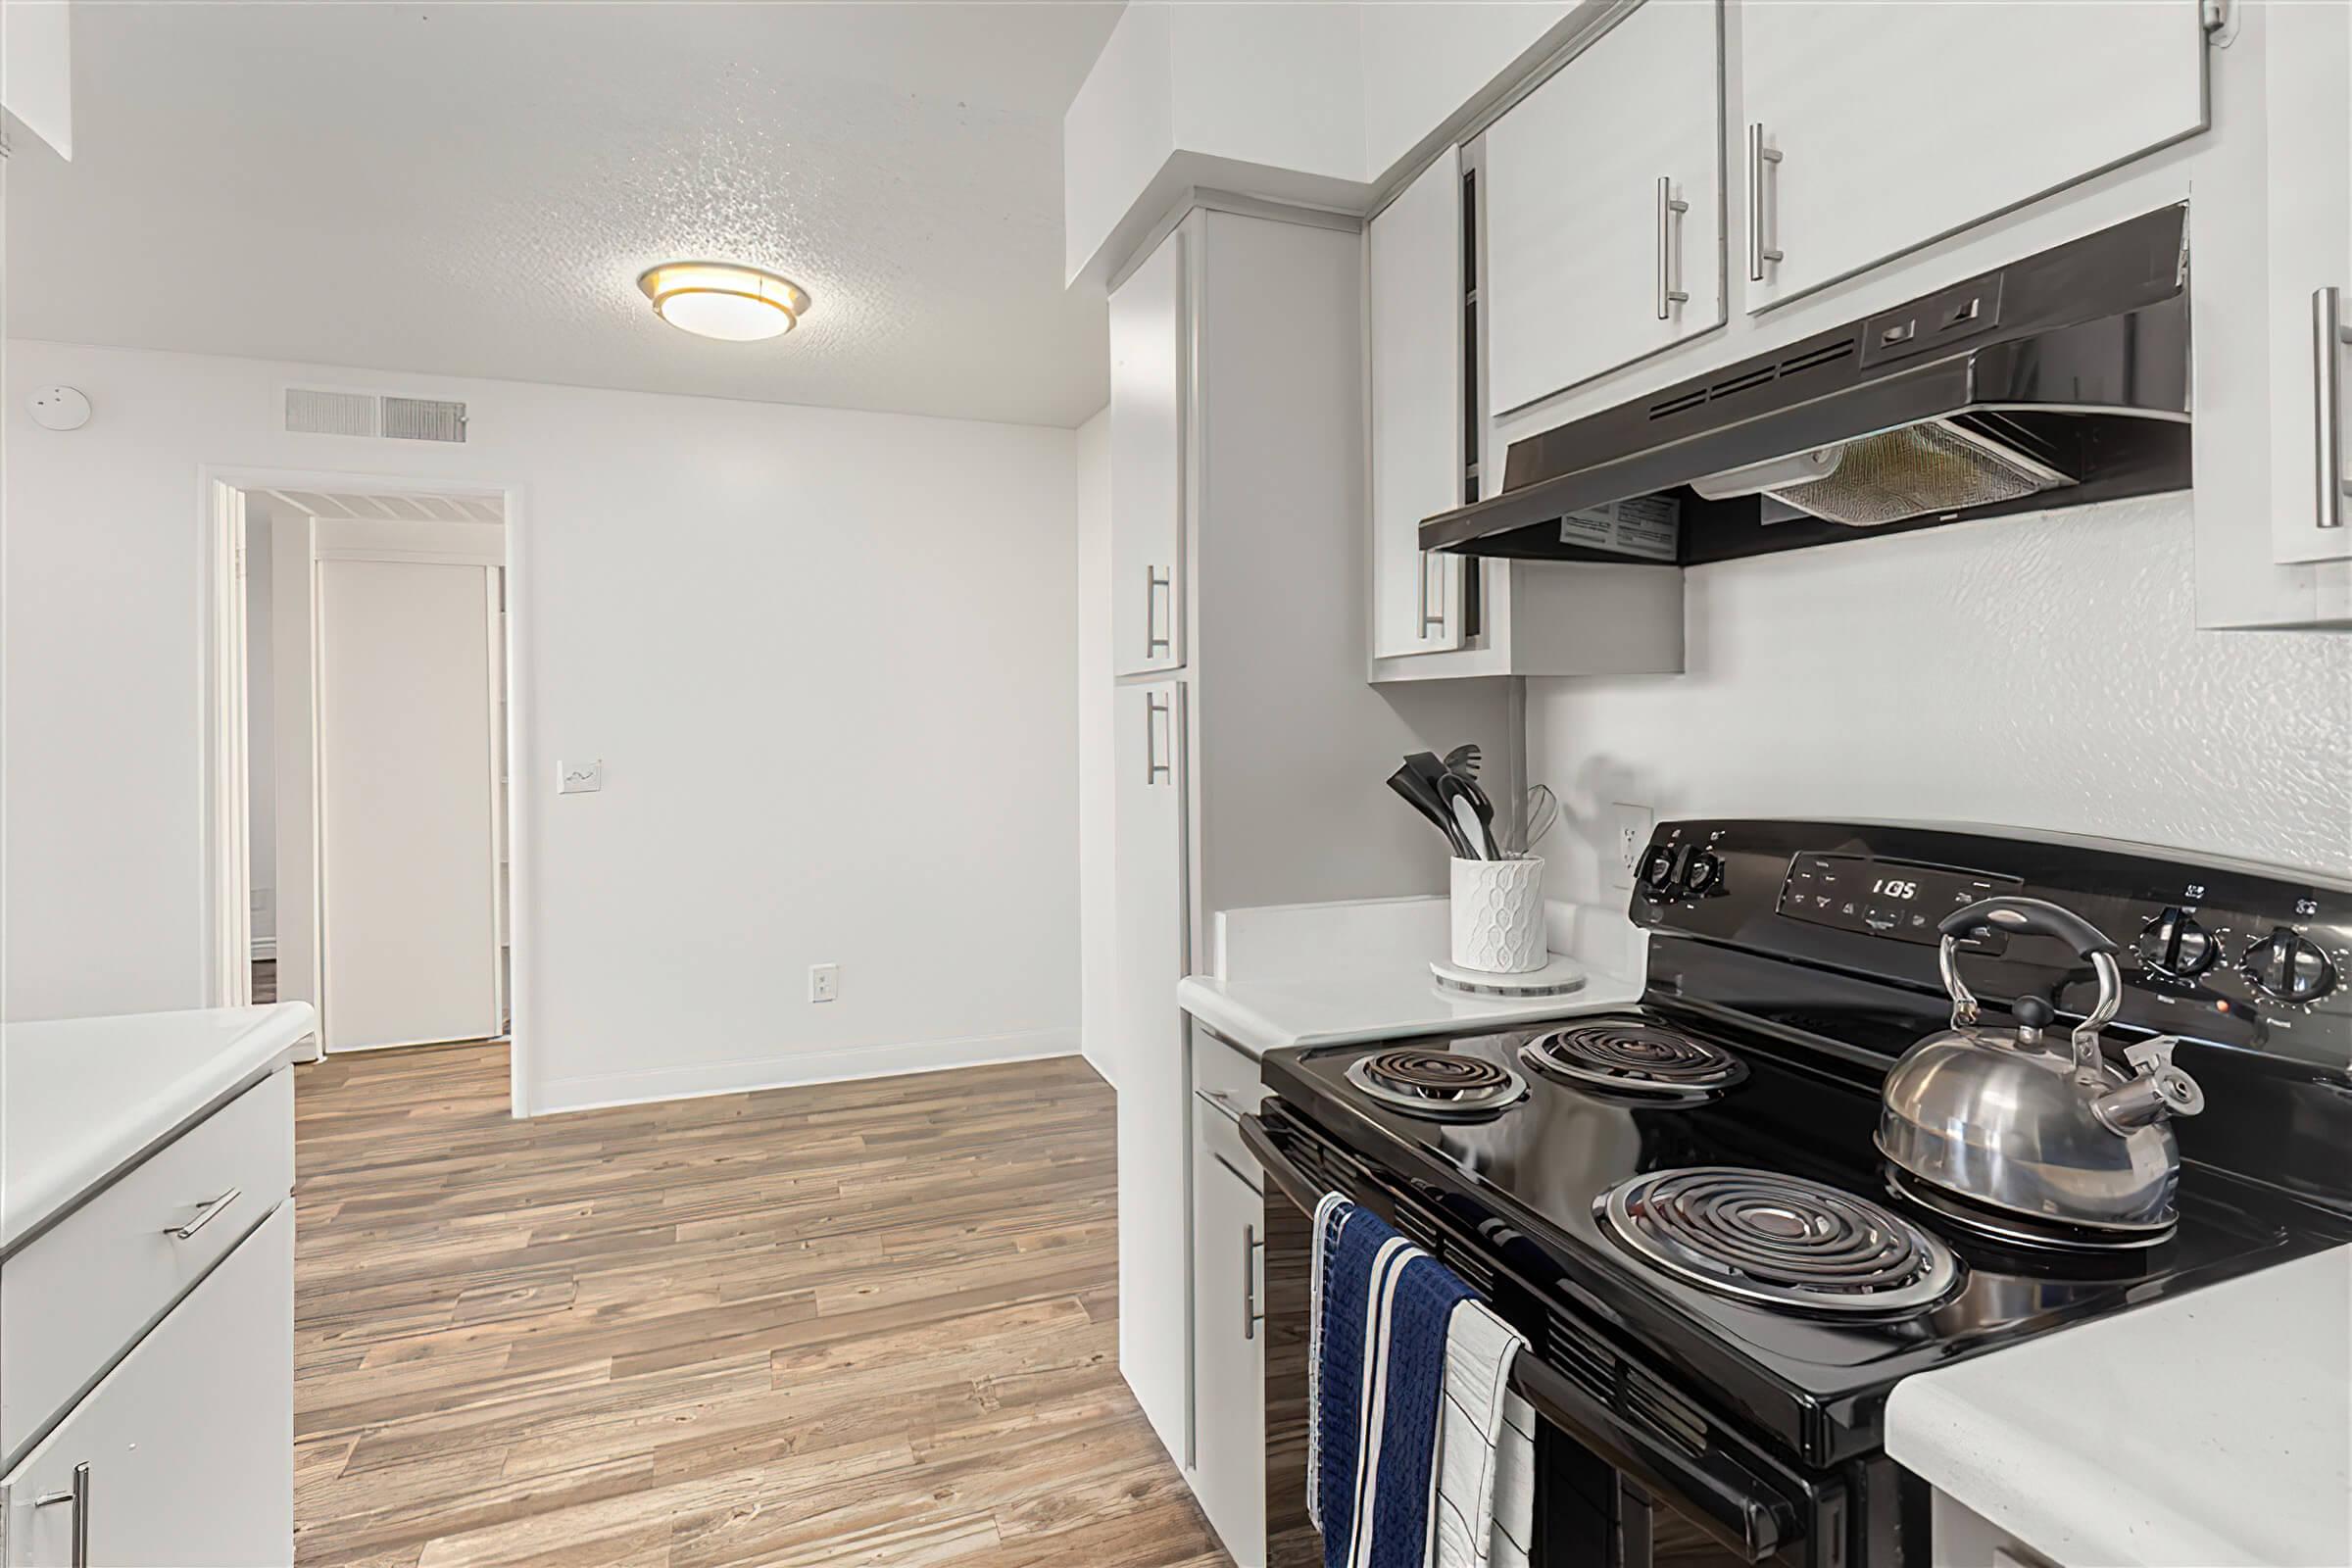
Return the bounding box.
[2134,906,2218,978]
[1638,845,1680,896]
[2241,927,2336,1004]
[1681,850,1724,896]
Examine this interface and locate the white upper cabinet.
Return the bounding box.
[1369,149,1468,659]
[2265,0,2352,566]
[1110,228,1188,677]
[1740,1,2209,313]
[1485,0,1725,414]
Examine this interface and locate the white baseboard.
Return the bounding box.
[529,1026,1083,1116]
[250,936,277,960]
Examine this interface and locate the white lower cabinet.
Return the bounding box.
[1188,1070,1266,1568]
[1,1202,294,1566]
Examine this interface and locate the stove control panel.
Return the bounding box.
[1630,819,2352,1063]
[1777,853,2021,946]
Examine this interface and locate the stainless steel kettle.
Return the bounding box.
[1877,897,2206,1232]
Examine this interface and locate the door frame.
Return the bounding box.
[200,466,535,1117]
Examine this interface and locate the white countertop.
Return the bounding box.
[1176,894,1644,1057]
[3,1003,317,1253]
[1886,1243,2352,1568]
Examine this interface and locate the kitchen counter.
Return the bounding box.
[1177,894,1643,1057]
[3,1002,318,1254]
[1886,1243,2352,1568]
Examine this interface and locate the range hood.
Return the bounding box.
[1423,205,2192,565]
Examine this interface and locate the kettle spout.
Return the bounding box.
[2090,1036,2207,1132]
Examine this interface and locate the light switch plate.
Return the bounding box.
[1610,802,1654,892]
[558,760,603,795]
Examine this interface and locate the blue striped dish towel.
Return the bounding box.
[1308,1193,1534,1568]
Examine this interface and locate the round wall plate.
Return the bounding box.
[28,386,91,431]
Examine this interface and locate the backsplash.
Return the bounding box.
[1530,493,2352,906]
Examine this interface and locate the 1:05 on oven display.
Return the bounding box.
[1872,877,1921,901]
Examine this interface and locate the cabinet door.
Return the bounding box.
[1740,2,2207,312]
[1189,1132,1266,1568]
[1113,679,1191,1467]
[2267,0,2352,565]
[1485,0,1724,413]
[1,1203,292,1567]
[1369,149,1467,658]
[1111,227,1188,677]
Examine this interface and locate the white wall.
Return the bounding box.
[242,504,275,949]
[1530,494,2352,913]
[1073,407,1116,1087]
[4,340,1082,1114]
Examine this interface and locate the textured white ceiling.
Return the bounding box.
[6,2,1122,427]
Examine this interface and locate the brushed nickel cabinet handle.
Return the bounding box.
[167,1187,242,1241]
[1144,565,1173,657]
[1746,124,1784,283]
[1656,175,1690,319]
[1241,1223,1264,1341]
[2315,287,2350,529]
[33,1461,90,1566]
[1144,692,1172,785]
[1418,554,1446,636]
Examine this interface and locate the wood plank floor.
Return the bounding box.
[293,1043,1225,1568]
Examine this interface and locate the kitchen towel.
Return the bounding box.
[1433,1299,1535,1568]
[1308,1194,1533,1568]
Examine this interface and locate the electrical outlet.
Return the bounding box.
[1611,803,1654,892]
[808,963,840,1004]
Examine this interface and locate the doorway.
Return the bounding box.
[212,476,522,1077]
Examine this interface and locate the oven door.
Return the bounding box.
[1243,1106,1842,1568]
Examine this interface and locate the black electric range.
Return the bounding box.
[1245,819,2352,1568]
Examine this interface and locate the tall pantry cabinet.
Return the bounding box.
[1105,207,1506,1476]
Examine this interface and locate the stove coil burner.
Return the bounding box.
[1598,1166,1960,1315]
[1520,1022,1746,1098]
[1347,1049,1528,1119]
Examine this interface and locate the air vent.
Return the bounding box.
[1779,338,1857,376]
[1393,1200,1445,1255]
[1544,1311,1617,1402]
[383,396,467,443]
[285,388,378,438]
[1648,387,1710,420]
[1444,1243,1496,1297]
[1709,366,1779,400]
[284,387,467,442]
[1625,1365,1709,1453]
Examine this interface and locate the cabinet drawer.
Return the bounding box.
[1,1068,294,1467]
[1,1202,294,1567]
[1193,1028,1264,1188]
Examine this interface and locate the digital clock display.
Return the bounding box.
[1780,855,2019,944]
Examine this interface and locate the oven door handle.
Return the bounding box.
[1240,1112,1798,1566]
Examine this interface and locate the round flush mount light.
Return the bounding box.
[637,262,810,342]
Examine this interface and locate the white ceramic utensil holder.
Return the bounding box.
[1450,855,1545,973]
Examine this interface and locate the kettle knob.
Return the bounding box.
[2011,997,2055,1040]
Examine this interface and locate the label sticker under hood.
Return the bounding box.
[1560,495,1681,561]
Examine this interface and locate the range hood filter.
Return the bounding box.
[1764,419,2075,528]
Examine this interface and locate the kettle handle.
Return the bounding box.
[1937,897,2123,1081]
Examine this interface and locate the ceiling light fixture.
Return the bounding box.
[637,262,810,342]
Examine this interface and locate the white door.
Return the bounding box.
[1113,678,1191,1468]
[1740,1,2208,312]
[1369,148,1468,659]
[1484,0,1724,413]
[1110,226,1187,678]
[317,558,502,1052]
[2267,0,2352,565]
[1189,1136,1266,1566]
[0,1204,293,1567]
